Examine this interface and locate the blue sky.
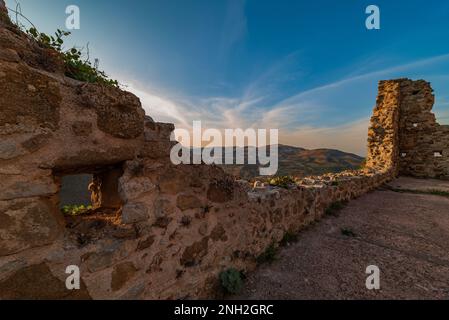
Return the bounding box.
[6,0,449,155]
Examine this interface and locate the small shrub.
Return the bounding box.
[341,228,357,238]
[256,243,278,264]
[61,204,92,216]
[268,176,296,189]
[325,200,348,216]
[219,268,244,295]
[280,231,298,247]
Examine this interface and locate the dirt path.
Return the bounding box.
[234,178,449,300]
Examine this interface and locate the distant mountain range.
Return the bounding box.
[193,145,364,180]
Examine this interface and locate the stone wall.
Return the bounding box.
[397,80,449,178]
[366,80,401,173]
[0,13,445,299]
[366,78,449,179]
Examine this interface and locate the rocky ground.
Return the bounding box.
[233,177,449,300]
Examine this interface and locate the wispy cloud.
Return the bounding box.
[119,52,449,156]
[218,0,248,62]
[274,53,449,110]
[126,84,194,129]
[243,50,303,102]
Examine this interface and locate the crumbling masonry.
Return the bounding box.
[0,8,448,299]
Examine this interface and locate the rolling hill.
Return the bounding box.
[208,145,365,179]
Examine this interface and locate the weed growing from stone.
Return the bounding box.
[280,231,298,247]
[25,27,119,86]
[325,200,348,216]
[61,204,92,216]
[8,6,118,87]
[256,243,278,264]
[341,228,357,238]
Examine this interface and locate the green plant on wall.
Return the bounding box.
[341,227,357,238]
[325,200,348,216]
[219,268,244,295]
[26,27,119,86]
[61,204,92,216]
[256,243,278,264]
[280,231,298,247]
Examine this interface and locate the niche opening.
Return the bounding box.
[55,164,126,246]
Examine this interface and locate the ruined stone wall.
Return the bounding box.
[366,78,449,179]
[397,80,449,179]
[0,13,440,299]
[366,80,401,174]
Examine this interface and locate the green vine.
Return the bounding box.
[6,1,119,87]
[7,0,118,87]
[26,27,118,87]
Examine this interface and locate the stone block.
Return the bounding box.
[0,175,58,201]
[111,262,138,292]
[121,202,149,224]
[0,263,91,300]
[119,176,155,202]
[176,194,203,211]
[0,197,64,256]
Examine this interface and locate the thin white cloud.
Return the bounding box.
[127,85,193,129]
[117,53,449,156]
[274,53,449,109]
[243,50,303,101]
[218,0,248,61]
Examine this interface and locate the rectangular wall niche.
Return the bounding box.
[56,164,124,218]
